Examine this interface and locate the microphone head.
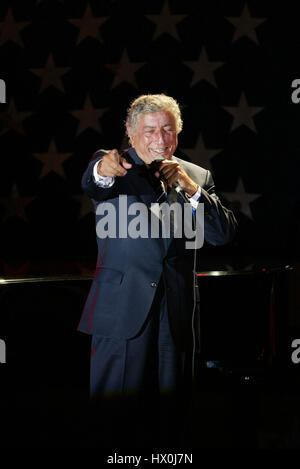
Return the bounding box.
[154,155,165,162]
[149,155,165,172]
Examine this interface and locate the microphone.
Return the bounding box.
[152,156,189,199]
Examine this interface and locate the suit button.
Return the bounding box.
[150,282,158,287]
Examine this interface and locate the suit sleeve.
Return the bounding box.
[81,149,120,202]
[199,170,237,246]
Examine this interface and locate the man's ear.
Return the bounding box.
[126,127,134,146]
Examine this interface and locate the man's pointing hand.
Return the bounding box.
[97,149,132,178]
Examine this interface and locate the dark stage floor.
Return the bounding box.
[1,365,300,449]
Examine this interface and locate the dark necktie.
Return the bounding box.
[147,162,169,203]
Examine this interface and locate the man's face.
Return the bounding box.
[128,111,178,164]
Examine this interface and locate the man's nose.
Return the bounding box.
[154,131,165,145]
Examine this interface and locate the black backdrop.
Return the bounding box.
[0,0,299,269]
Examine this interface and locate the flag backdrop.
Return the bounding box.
[0,0,299,275]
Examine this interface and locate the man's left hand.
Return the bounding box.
[158,160,199,197]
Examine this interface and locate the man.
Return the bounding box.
[79,94,237,447]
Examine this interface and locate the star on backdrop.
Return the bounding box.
[223,92,263,133]
[73,193,94,219]
[0,8,30,48]
[105,49,145,89]
[1,260,31,277]
[119,135,130,152]
[34,140,72,179]
[146,0,187,41]
[180,134,221,174]
[68,3,108,44]
[36,0,65,5]
[0,99,31,136]
[75,262,93,275]
[221,177,261,220]
[30,53,70,93]
[71,95,107,135]
[184,47,224,88]
[0,183,35,222]
[224,262,255,272]
[225,3,267,45]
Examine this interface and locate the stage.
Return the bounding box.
[0,259,299,449]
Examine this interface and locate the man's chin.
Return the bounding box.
[150,152,172,161]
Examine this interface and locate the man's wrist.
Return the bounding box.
[93,160,115,188]
[186,183,199,198]
[187,185,201,210]
[97,159,105,176]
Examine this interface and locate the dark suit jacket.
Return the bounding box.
[78,147,237,348]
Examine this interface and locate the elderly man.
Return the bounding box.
[79,94,237,447]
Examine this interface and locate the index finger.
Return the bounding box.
[158,160,177,169]
[110,149,121,161]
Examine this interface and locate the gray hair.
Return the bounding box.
[125,94,183,136]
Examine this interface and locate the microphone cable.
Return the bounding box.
[170,187,200,381]
[191,207,200,381]
[151,156,201,379]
